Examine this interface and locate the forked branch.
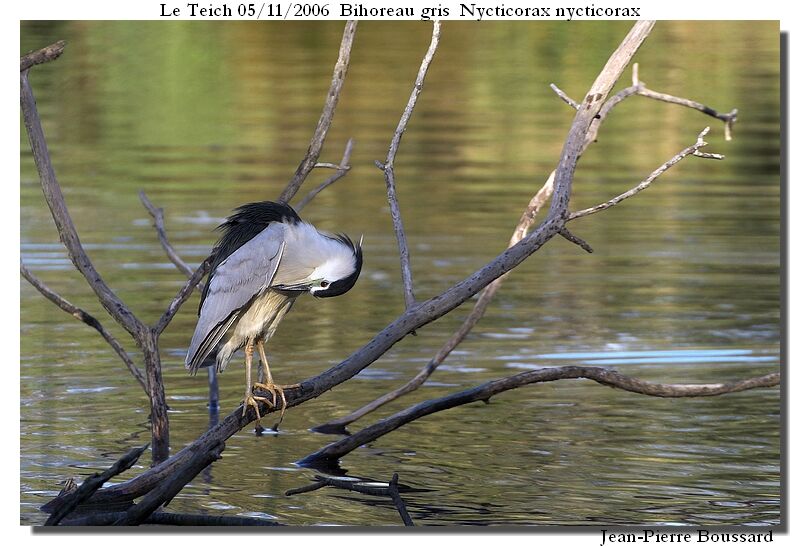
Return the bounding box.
[278,21,357,204]
[295,138,355,212]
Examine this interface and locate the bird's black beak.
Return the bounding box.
[272,282,312,297]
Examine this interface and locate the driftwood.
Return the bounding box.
[24,20,779,526]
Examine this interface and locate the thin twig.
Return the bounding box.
[379,20,442,310]
[139,191,196,280]
[569,127,723,221]
[278,21,357,204]
[559,62,738,143]
[550,83,579,109]
[295,138,355,212]
[636,87,738,141]
[558,227,594,253]
[284,481,328,496]
[155,258,212,335]
[299,368,780,468]
[21,263,148,392]
[45,444,149,526]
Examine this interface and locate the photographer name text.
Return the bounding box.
[600,530,774,546]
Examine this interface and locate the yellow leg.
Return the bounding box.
[242,340,272,426]
[254,340,291,425]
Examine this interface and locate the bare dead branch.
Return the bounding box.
[21,262,148,392]
[22,50,170,466]
[278,21,357,204]
[139,191,196,280]
[21,40,66,71]
[299,368,780,468]
[112,441,224,525]
[317,24,676,433]
[155,258,212,335]
[44,444,148,526]
[295,138,355,212]
[637,87,738,140]
[313,172,556,433]
[21,71,148,341]
[378,20,442,311]
[558,227,594,253]
[550,83,580,109]
[569,127,723,221]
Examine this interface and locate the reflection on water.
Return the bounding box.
[20,21,780,525]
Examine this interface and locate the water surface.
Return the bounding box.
[20,21,780,526]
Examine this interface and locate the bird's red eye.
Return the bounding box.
[320,281,330,288]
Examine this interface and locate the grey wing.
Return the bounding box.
[185,223,286,373]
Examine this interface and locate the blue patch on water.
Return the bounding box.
[517,348,777,367]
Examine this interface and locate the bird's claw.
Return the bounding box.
[253,382,289,426]
[242,393,273,427]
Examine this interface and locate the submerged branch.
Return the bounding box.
[285,472,414,526]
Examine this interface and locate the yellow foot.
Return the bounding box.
[242,393,274,426]
[253,382,295,425]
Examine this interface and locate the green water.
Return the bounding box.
[20,21,780,526]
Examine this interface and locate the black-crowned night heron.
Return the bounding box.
[185,201,362,423]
